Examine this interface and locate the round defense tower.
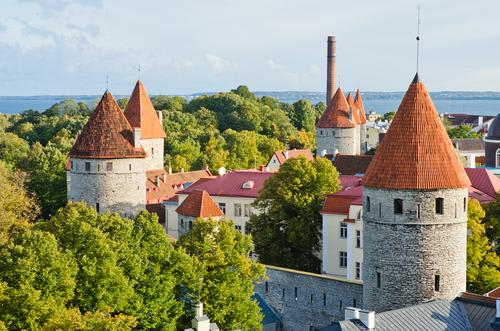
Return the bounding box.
[68,90,147,217]
[361,73,470,312]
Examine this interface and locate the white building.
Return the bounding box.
[266,149,314,171]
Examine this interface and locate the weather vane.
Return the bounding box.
[416,4,421,72]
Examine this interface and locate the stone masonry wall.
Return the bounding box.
[362,187,468,312]
[316,128,357,156]
[141,138,164,171]
[255,265,363,331]
[68,157,146,217]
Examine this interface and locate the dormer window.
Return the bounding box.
[241,181,254,189]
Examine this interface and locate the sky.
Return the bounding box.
[0,0,499,95]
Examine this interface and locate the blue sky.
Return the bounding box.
[0,0,499,95]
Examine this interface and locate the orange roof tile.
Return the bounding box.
[124,80,166,139]
[70,91,146,159]
[346,93,360,125]
[363,74,470,189]
[273,149,314,165]
[146,169,213,203]
[176,190,224,218]
[316,87,355,128]
[354,89,367,124]
[321,195,357,214]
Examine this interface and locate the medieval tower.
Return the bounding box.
[316,36,367,156]
[362,73,470,312]
[67,90,147,217]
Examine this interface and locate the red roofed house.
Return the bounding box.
[175,190,224,236]
[165,170,273,238]
[266,149,314,171]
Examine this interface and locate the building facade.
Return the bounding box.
[484,112,500,171]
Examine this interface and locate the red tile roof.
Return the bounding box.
[363,74,470,189]
[333,155,373,175]
[346,93,360,125]
[124,80,166,139]
[70,91,146,159]
[316,87,355,128]
[321,177,363,215]
[179,170,273,198]
[465,168,500,198]
[321,195,356,214]
[273,149,314,165]
[176,190,224,218]
[354,89,367,124]
[146,169,212,204]
[485,286,500,298]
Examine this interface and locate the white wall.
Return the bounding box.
[266,154,281,171]
[141,138,164,171]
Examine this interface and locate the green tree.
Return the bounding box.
[0,132,29,168]
[231,85,258,101]
[152,95,186,112]
[41,308,137,331]
[289,99,316,132]
[484,193,500,255]
[382,111,395,122]
[466,199,500,293]
[249,156,340,272]
[43,100,90,117]
[178,218,265,331]
[203,134,228,173]
[447,124,481,139]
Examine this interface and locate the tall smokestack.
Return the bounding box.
[326,36,337,105]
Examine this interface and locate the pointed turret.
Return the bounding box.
[176,190,224,218]
[316,87,355,128]
[363,73,470,189]
[70,91,146,159]
[346,92,360,124]
[124,80,166,139]
[354,89,367,124]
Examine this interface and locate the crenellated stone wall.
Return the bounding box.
[362,187,468,312]
[67,157,146,217]
[255,265,363,331]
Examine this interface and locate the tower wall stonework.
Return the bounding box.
[67,157,146,217]
[316,128,357,156]
[362,187,468,312]
[141,138,164,171]
[360,124,367,154]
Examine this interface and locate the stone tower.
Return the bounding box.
[484,112,500,168]
[124,80,166,171]
[67,91,147,217]
[316,87,357,156]
[354,89,367,154]
[361,74,470,312]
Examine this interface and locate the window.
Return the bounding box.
[366,196,371,212]
[234,203,242,217]
[436,198,444,215]
[356,230,361,248]
[310,294,314,304]
[151,147,154,156]
[180,219,184,229]
[294,287,298,301]
[235,225,242,232]
[323,293,326,306]
[85,162,91,171]
[95,203,100,213]
[129,164,132,171]
[97,164,100,171]
[435,274,440,292]
[320,130,323,135]
[244,204,251,217]
[417,204,421,219]
[332,130,336,136]
[188,221,193,230]
[339,300,343,311]
[455,203,457,218]
[70,161,73,170]
[245,226,250,234]
[497,148,500,167]
[353,299,357,307]
[265,282,269,293]
[376,272,381,288]
[378,203,382,217]
[394,199,403,214]
[218,203,226,214]
[339,251,347,268]
[340,223,348,238]
[106,162,113,171]
[282,289,285,298]
[355,262,361,279]
[464,197,467,212]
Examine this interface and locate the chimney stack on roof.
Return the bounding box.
[133,127,141,148]
[155,175,160,187]
[358,310,375,329]
[157,110,163,124]
[326,36,337,105]
[344,307,360,320]
[284,150,289,159]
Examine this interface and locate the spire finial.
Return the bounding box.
[416,4,421,73]
[138,64,141,80]
[106,74,109,90]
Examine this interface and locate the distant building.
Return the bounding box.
[445,113,495,134]
[266,149,314,171]
[484,112,500,174]
[332,155,373,175]
[452,138,485,168]
[367,110,381,122]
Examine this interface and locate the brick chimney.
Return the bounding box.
[133,127,141,148]
[326,36,337,105]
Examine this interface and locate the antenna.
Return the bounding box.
[416,4,421,72]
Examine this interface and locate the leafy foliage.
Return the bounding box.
[483,193,500,255]
[249,156,340,272]
[178,218,265,331]
[466,199,500,293]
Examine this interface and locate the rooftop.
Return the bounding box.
[146,169,212,203]
[332,155,373,175]
[316,87,355,129]
[175,190,224,218]
[270,149,314,166]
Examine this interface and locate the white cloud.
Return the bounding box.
[204,53,236,74]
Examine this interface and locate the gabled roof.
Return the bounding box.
[316,87,355,128]
[333,155,373,175]
[124,80,166,139]
[272,149,314,165]
[70,91,146,159]
[176,190,223,218]
[451,138,485,153]
[465,168,500,198]
[354,89,367,124]
[363,74,470,189]
[146,169,212,203]
[179,170,273,198]
[346,93,360,125]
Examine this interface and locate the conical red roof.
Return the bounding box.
[354,89,367,124]
[176,190,224,218]
[70,91,146,159]
[347,93,360,125]
[363,74,470,189]
[316,87,355,128]
[124,80,166,139]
